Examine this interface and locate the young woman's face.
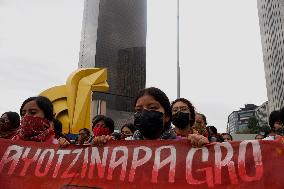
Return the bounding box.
[274,121,283,130]
[78,129,89,142]
[172,101,190,114]
[135,94,170,125]
[195,114,206,127]
[21,100,45,118]
[121,126,133,139]
[121,126,132,135]
[222,134,232,142]
[0,113,9,123]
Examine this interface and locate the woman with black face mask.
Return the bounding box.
[132,87,176,140]
[171,98,209,146]
[93,87,175,143]
[171,98,195,137]
[93,87,209,147]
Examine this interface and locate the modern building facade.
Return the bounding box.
[257,0,284,111]
[227,104,258,134]
[78,0,147,127]
[255,101,270,127]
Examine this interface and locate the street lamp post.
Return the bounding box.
[177,0,180,98]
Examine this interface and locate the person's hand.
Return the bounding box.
[93,135,113,146]
[58,137,70,148]
[187,134,209,147]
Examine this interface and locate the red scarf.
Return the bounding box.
[93,124,111,136]
[19,116,54,142]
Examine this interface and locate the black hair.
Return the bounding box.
[171,98,196,126]
[206,125,217,135]
[221,133,233,141]
[197,113,207,125]
[279,107,284,125]
[134,87,172,127]
[4,111,20,129]
[79,128,91,136]
[20,96,54,121]
[53,119,63,138]
[111,132,122,140]
[120,123,137,134]
[92,115,114,133]
[269,110,281,129]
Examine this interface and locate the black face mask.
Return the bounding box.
[134,109,164,139]
[172,112,190,129]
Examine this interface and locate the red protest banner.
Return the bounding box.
[0,138,284,189]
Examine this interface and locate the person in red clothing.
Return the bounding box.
[12,96,58,144]
[0,111,20,139]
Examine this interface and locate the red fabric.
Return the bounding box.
[92,124,111,136]
[15,116,55,142]
[275,135,284,144]
[1,138,284,189]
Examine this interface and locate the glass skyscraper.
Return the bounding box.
[78,0,147,127]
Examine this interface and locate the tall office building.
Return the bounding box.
[257,0,284,111]
[79,0,147,127]
[227,104,258,134]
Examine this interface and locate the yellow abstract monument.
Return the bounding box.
[40,68,109,134]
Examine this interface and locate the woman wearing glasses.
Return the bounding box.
[171,98,196,137]
[171,98,209,146]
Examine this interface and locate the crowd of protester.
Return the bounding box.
[1,86,284,147]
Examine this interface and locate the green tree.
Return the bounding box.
[247,116,259,134]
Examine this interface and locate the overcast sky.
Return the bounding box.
[0,0,267,133]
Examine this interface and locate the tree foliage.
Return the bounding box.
[246,116,260,134]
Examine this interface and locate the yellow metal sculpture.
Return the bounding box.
[40,68,109,134]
